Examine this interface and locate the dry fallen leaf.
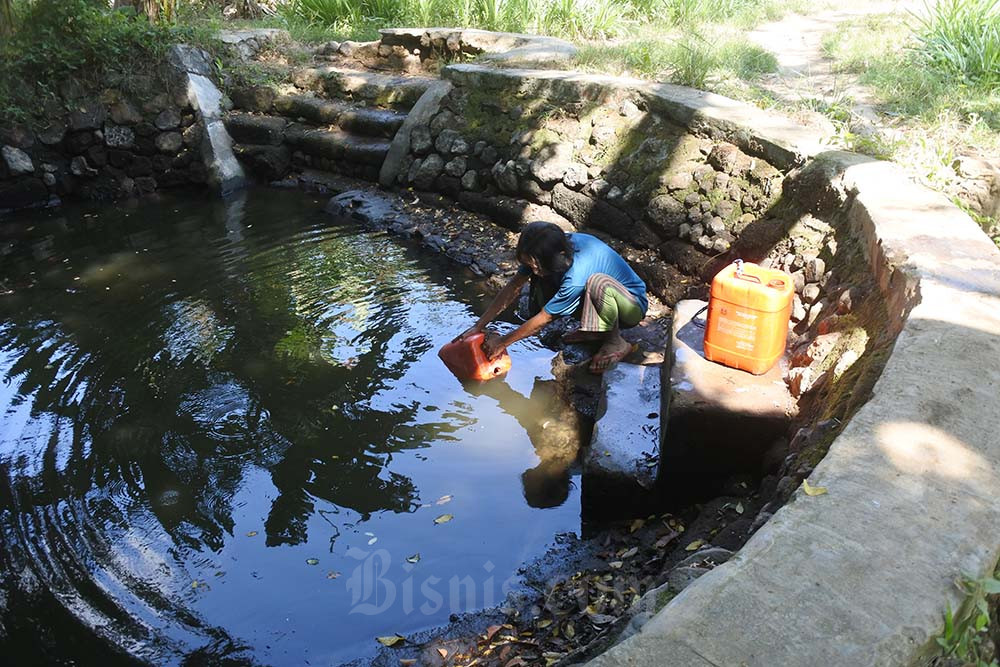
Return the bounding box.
[608,560,624,569]
[436,494,453,505]
[434,514,454,524]
[685,539,705,552]
[306,558,320,565]
[376,634,405,647]
[629,518,645,533]
[802,479,828,496]
[406,553,420,564]
[399,660,416,666]
[437,647,449,658]
[621,546,639,559]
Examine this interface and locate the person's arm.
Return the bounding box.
[483,308,553,359]
[455,272,530,341]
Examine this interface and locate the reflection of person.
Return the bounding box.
[466,377,583,509]
[457,222,649,373]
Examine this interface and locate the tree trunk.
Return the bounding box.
[0,0,15,38]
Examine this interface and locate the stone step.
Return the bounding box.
[285,124,391,166]
[289,65,434,110]
[272,95,406,138]
[581,362,662,520]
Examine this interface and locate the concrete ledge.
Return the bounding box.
[379,28,577,65]
[587,155,1000,666]
[442,64,830,169]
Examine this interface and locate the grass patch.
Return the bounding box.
[575,32,777,87]
[822,11,1000,128]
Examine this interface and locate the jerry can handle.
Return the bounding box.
[733,259,762,284]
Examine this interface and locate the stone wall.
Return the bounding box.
[383,65,789,305]
[0,80,210,214]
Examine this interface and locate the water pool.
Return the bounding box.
[0,189,586,665]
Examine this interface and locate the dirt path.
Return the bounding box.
[748,0,920,125]
[747,0,1000,230]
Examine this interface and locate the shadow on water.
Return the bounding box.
[0,189,589,665]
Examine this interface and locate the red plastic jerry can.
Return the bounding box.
[438,333,512,382]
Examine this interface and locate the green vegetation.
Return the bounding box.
[576,34,778,88]
[0,0,216,123]
[934,571,1000,667]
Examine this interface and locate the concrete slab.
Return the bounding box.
[582,363,661,519]
[663,299,796,477]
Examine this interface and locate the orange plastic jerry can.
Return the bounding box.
[438,333,512,382]
[704,260,794,375]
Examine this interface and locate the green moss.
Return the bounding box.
[655,588,676,612]
[529,127,564,152]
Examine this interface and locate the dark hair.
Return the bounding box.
[516,222,574,276]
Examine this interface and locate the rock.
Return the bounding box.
[667,566,708,593]
[707,216,726,235]
[806,298,826,328]
[429,109,457,137]
[481,145,499,164]
[836,288,854,315]
[223,113,286,146]
[646,195,686,238]
[787,365,827,397]
[412,153,444,189]
[665,171,694,191]
[444,156,467,178]
[676,547,734,569]
[833,348,861,379]
[42,172,56,187]
[167,44,213,77]
[410,125,433,155]
[37,124,66,146]
[461,169,479,191]
[182,124,203,148]
[563,163,588,189]
[804,256,826,283]
[529,143,574,184]
[127,155,153,177]
[451,137,469,155]
[70,156,97,177]
[68,102,106,132]
[155,109,182,131]
[2,146,34,176]
[714,199,736,220]
[585,178,611,198]
[103,123,135,149]
[492,160,519,194]
[435,129,460,154]
[230,86,276,113]
[802,283,821,304]
[791,270,806,294]
[791,295,806,323]
[86,146,107,168]
[791,332,842,368]
[712,236,732,253]
[155,132,183,154]
[109,100,143,125]
[234,144,291,180]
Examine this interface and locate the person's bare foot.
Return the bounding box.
[562,328,604,344]
[589,330,634,373]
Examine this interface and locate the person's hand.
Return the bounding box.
[453,325,481,343]
[482,332,508,360]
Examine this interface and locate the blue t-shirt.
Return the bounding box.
[520,233,648,317]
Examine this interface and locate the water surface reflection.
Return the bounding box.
[0,190,585,665]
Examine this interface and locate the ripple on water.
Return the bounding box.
[0,189,586,665]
